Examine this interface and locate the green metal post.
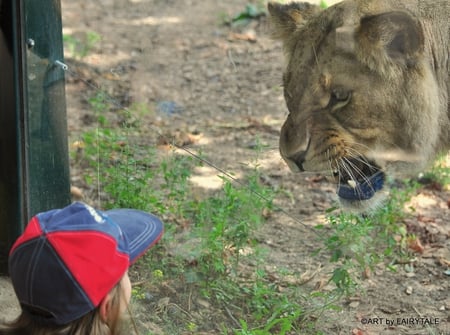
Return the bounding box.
[0,0,71,274]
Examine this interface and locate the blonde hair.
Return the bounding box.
[0,281,130,335]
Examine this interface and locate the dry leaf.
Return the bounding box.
[438,257,450,267]
[407,236,424,253]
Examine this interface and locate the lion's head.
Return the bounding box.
[269,0,449,212]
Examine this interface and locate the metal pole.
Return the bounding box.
[0,0,71,274]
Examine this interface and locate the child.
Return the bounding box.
[0,202,163,335]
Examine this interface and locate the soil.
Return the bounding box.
[1,0,449,334]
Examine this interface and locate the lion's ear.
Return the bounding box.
[268,2,320,41]
[356,11,424,71]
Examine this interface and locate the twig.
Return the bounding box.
[225,305,241,328]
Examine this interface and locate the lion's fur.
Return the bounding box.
[269,0,449,211]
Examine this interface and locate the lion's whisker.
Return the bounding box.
[338,159,365,198]
[342,157,377,194]
[345,148,378,170]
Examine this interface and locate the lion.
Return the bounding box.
[268,0,449,212]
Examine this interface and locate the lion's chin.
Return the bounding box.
[338,191,389,213]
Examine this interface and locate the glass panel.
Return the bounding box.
[23,0,70,217]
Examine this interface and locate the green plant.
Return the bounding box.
[80,95,165,213]
[315,180,418,296]
[231,3,266,26]
[319,0,328,9]
[419,154,450,186]
[63,31,101,59]
[131,286,147,301]
[160,154,195,218]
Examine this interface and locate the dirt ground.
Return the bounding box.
[1,0,449,334]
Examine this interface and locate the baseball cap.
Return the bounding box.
[8,202,164,325]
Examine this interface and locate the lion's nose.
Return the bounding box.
[285,151,307,172]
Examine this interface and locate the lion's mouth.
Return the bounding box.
[333,157,385,201]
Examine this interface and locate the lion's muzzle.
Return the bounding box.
[335,157,385,202]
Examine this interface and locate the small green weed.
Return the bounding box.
[221,1,266,27]
[316,180,418,296]
[419,154,450,186]
[319,0,328,9]
[191,174,272,278]
[231,3,266,25]
[237,271,304,334]
[64,31,101,59]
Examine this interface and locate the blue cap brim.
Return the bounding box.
[105,209,163,263]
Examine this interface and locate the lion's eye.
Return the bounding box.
[332,89,351,101]
[328,89,352,111]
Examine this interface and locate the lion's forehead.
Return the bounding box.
[283,5,361,94]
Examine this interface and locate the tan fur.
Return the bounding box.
[269,0,449,211]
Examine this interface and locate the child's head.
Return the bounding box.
[6,202,163,334]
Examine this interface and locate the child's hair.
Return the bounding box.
[0,281,129,335]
